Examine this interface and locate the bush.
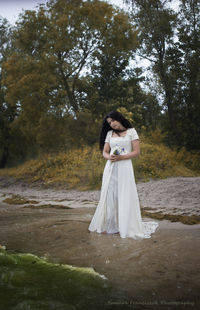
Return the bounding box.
[0,139,199,189]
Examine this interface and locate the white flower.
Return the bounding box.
[112,144,127,155]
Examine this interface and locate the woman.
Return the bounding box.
[88,111,159,239]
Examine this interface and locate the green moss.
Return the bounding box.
[3,194,39,205]
[23,204,72,209]
[141,209,200,225]
[0,247,113,310]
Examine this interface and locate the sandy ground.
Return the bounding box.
[0,176,200,309]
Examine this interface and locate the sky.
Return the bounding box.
[0,0,179,25]
[0,0,125,24]
[0,0,48,23]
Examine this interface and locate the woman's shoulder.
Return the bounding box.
[104,130,113,143]
[106,130,113,136]
[127,127,139,139]
[127,127,137,133]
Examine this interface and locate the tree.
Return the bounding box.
[124,0,200,150]
[124,0,178,140]
[176,0,200,149]
[0,17,16,168]
[2,0,138,163]
[4,0,136,112]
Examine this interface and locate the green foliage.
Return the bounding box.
[3,0,137,115]
[175,0,200,150]
[125,0,200,150]
[0,17,15,168]
[1,0,140,165]
[128,0,178,141]
[0,0,199,169]
[142,127,167,144]
[174,147,200,172]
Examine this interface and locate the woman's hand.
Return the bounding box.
[110,154,123,162]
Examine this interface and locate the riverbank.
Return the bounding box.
[0,177,199,309]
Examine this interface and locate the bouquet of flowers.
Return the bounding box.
[112,144,127,155]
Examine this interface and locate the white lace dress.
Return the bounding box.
[88,128,159,239]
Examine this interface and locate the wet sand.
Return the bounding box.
[0,177,200,309]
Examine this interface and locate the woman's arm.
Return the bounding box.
[102,142,111,160]
[122,139,140,159]
[111,140,140,162]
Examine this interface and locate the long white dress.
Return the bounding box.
[88,128,159,239]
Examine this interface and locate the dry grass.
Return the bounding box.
[0,140,199,190]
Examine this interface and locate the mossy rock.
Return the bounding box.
[0,248,117,310]
[141,209,200,225]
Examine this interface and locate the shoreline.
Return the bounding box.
[0,176,200,308]
[0,176,199,218]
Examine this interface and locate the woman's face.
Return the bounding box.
[107,117,122,130]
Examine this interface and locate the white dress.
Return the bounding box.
[88,128,159,239]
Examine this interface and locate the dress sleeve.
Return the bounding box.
[130,128,139,140]
[105,130,111,143]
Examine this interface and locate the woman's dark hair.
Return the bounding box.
[99,111,133,151]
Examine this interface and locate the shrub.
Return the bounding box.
[0,140,199,189]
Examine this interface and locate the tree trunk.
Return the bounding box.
[158,59,177,137]
[0,146,9,168]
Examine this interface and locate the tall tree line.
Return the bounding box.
[124,0,200,149]
[0,0,199,168]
